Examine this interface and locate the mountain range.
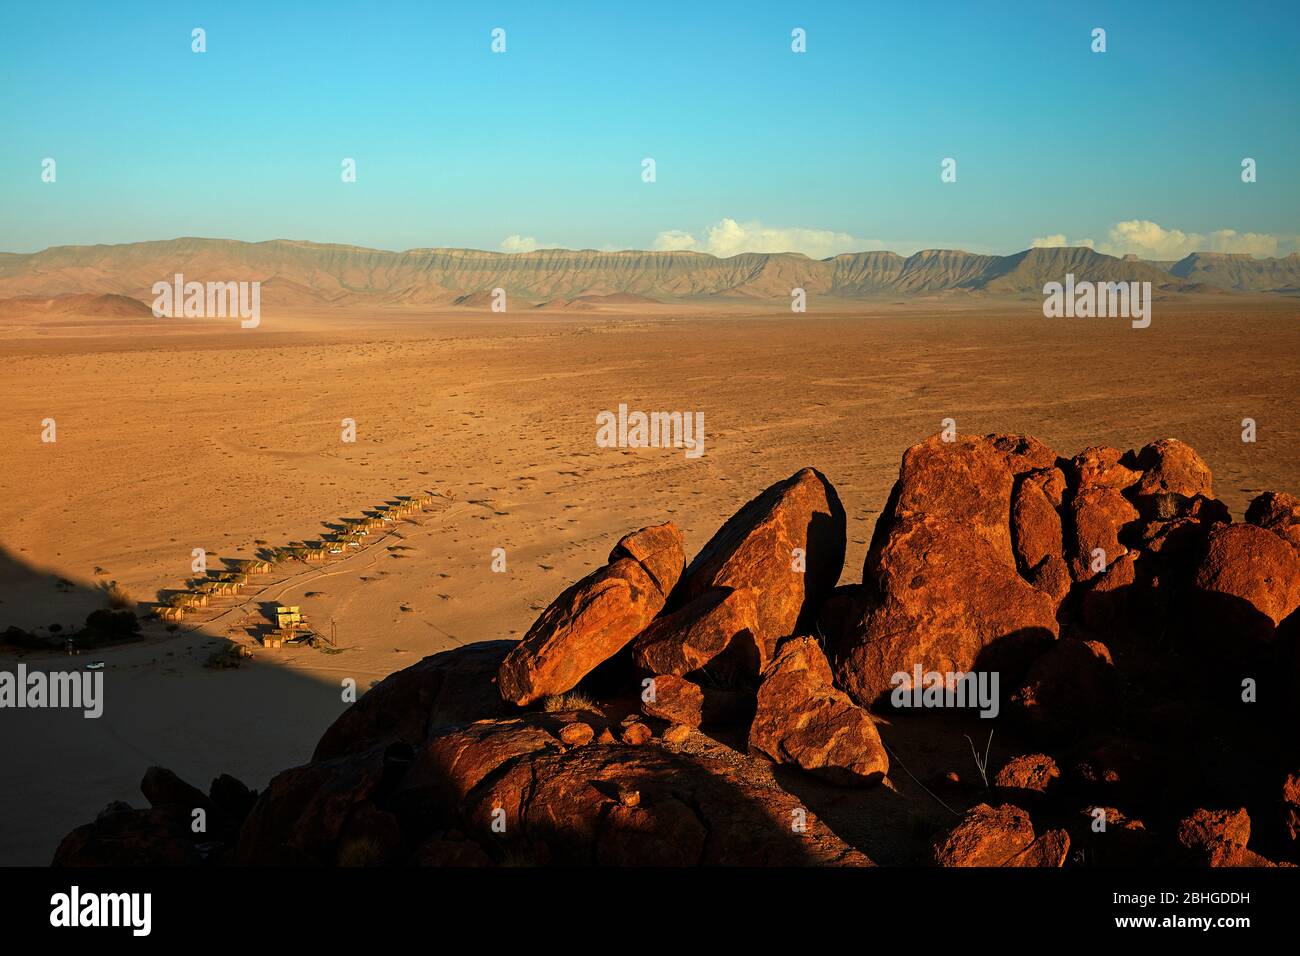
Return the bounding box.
[1,239,1297,309]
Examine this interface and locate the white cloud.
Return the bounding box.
[1031,221,1296,259]
[499,234,545,253]
[652,218,898,259]
[1030,234,1094,249]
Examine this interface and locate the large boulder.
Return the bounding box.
[1066,487,1139,583]
[669,468,845,664]
[1011,469,1070,605]
[1132,438,1214,503]
[497,524,685,706]
[315,640,515,760]
[836,443,1058,707]
[747,637,888,786]
[461,743,870,866]
[1192,523,1300,643]
[631,586,764,678]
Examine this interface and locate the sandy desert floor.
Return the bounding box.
[1,297,1298,864]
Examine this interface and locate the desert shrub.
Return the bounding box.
[84,608,140,640]
[542,690,598,713]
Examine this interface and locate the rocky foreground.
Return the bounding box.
[53,434,1300,867]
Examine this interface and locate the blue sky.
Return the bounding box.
[1,0,1296,257]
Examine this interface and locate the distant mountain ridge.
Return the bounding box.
[0,238,1296,306]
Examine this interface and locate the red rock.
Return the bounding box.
[662,723,692,744]
[620,722,652,745]
[397,718,559,817]
[314,640,515,761]
[559,722,594,746]
[837,517,1057,706]
[1067,487,1139,582]
[1133,438,1214,501]
[837,436,1059,706]
[995,753,1061,794]
[1013,639,1117,739]
[1010,828,1071,867]
[631,586,765,678]
[671,468,845,663]
[875,435,1017,568]
[641,674,704,726]
[497,524,685,706]
[1068,446,1140,491]
[1177,807,1278,867]
[1012,471,1070,604]
[1283,772,1300,842]
[748,637,888,786]
[988,434,1060,477]
[1246,491,1300,553]
[1193,523,1300,642]
[932,803,1063,867]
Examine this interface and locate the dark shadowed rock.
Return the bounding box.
[748,637,888,786]
[1247,491,1300,554]
[236,745,403,866]
[53,809,202,867]
[314,640,516,761]
[1013,639,1117,739]
[462,744,871,865]
[671,469,845,663]
[498,524,684,706]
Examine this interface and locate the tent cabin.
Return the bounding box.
[170,592,208,610]
[194,581,220,595]
[275,606,304,630]
[303,546,329,563]
[156,606,185,622]
[212,581,240,596]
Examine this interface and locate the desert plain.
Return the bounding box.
[1,295,1298,864]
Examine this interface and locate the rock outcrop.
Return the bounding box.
[51,432,1300,869]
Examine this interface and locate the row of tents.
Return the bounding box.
[154,493,439,628]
